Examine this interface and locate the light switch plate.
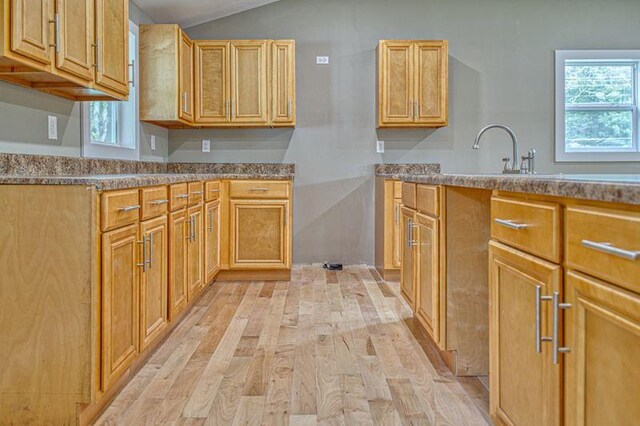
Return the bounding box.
[316,56,329,65]
[202,139,211,153]
[48,115,57,140]
[376,140,384,153]
[150,135,156,151]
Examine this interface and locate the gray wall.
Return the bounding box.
[174,0,640,265]
[0,1,169,162]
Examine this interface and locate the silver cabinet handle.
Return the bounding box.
[409,99,413,120]
[175,194,189,199]
[128,60,135,87]
[183,92,188,112]
[210,189,221,193]
[494,218,528,230]
[148,233,153,269]
[191,191,204,195]
[535,285,553,353]
[581,239,640,261]
[186,217,192,241]
[226,99,230,118]
[288,98,292,118]
[207,210,213,232]
[395,204,400,225]
[552,292,572,364]
[407,219,417,248]
[150,199,169,205]
[96,39,101,72]
[119,205,141,212]
[137,237,147,271]
[248,188,269,192]
[49,14,60,53]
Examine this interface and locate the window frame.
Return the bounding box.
[555,49,640,162]
[81,21,139,161]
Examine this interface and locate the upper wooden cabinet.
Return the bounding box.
[139,24,193,127]
[140,25,296,128]
[0,0,129,100]
[377,40,448,128]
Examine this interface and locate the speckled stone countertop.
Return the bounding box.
[398,173,640,206]
[375,163,441,177]
[0,153,295,191]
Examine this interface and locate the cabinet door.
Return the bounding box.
[139,215,168,351]
[414,41,448,126]
[489,241,561,426]
[186,204,204,300]
[10,0,53,67]
[392,198,402,268]
[230,41,268,124]
[564,270,640,425]
[400,206,416,309]
[271,40,295,125]
[415,213,440,346]
[204,200,221,283]
[94,0,129,96]
[169,209,188,320]
[194,41,230,124]
[178,31,194,122]
[230,199,289,269]
[101,224,140,391]
[378,41,414,126]
[55,0,94,82]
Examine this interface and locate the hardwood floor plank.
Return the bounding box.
[205,357,252,425]
[233,396,266,426]
[387,378,431,424]
[340,375,374,425]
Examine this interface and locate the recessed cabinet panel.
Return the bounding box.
[271,40,295,125]
[379,41,413,124]
[10,0,52,67]
[415,213,440,346]
[415,41,448,126]
[195,41,230,124]
[231,41,268,124]
[94,0,129,96]
[186,204,204,300]
[179,31,194,121]
[55,0,94,82]
[205,200,221,283]
[169,209,188,320]
[400,206,416,310]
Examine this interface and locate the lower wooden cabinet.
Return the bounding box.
[230,199,290,269]
[205,200,221,282]
[139,215,169,351]
[564,270,640,425]
[392,198,402,268]
[101,223,140,392]
[187,204,204,299]
[169,209,189,320]
[400,206,417,309]
[489,241,562,426]
[414,212,441,346]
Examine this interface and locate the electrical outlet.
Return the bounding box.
[376,140,384,153]
[202,139,210,153]
[47,115,57,140]
[150,135,156,151]
[316,56,329,65]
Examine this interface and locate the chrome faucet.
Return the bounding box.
[473,124,535,174]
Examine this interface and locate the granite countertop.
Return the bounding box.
[396,173,640,205]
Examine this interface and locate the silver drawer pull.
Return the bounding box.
[494,218,528,230]
[191,191,204,195]
[248,188,269,192]
[150,199,169,205]
[210,189,221,193]
[535,285,553,353]
[581,240,640,261]
[119,205,141,212]
[175,194,189,199]
[552,292,572,364]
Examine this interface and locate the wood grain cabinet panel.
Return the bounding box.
[179,30,194,122]
[415,212,441,347]
[55,0,94,82]
[169,209,188,320]
[204,200,221,283]
[94,0,129,97]
[489,241,561,426]
[230,40,268,124]
[140,185,169,220]
[400,206,417,310]
[101,223,140,392]
[139,215,168,351]
[392,198,402,268]
[377,40,448,128]
[186,204,204,300]
[230,199,290,269]
[194,41,230,124]
[271,40,295,125]
[564,270,640,425]
[9,0,53,67]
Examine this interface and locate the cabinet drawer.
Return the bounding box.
[205,180,222,202]
[491,196,561,263]
[416,185,440,217]
[101,189,141,231]
[402,182,416,209]
[170,183,189,211]
[140,186,169,220]
[566,205,640,292]
[229,180,290,199]
[188,181,204,205]
[393,181,403,199]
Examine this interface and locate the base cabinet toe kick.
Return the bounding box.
[0,178,292,425]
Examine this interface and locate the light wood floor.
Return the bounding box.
[95,266,490,425]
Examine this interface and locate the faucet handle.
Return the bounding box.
[502,157,511,172]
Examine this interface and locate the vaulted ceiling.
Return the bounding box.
[133,0,282,28]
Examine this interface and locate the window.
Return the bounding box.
[555,50,640,162]
[82,21,139,160]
